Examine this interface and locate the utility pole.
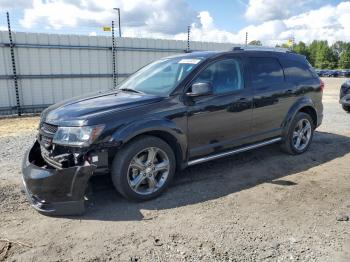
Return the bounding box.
[113,8,121,37]
[6,12,21,116]
[245,32,248,46]
[111,21,117,89]
[187,25,191,52]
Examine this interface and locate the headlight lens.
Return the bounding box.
[53,125,105,147]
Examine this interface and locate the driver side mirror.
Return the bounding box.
[186,82,213,97]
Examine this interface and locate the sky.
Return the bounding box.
[0,0,349,46]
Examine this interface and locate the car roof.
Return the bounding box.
[164,51,220,60]
[165,48,307,62]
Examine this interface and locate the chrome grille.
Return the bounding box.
[41,123,58,135]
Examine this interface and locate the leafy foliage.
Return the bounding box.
[293,42,310,60]
[290,40,349,69]
[338,44,350,69]
[255,39,350,69]
[248,40,262,46]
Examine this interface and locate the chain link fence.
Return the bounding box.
[0,19,237,116]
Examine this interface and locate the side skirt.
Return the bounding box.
[187,137,282,166]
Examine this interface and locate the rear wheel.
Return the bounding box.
[111,136,175,201]
[342,105,350,112]
[281,112,315,155]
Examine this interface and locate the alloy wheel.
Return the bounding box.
[127,147,170,195]
[292,118,312,151]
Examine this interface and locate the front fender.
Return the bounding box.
[110,118,188,163]
[281,97,316,138]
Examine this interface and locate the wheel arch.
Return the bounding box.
[110,119,188,169]
[282,97,318,138]
[298,106,317,126]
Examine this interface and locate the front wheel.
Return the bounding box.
[281,112,315,155]
[342,105,350,112]
[111,136,176,201]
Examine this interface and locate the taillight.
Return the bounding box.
[320,80,325,91]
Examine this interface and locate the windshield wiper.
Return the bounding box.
[119,88,143,94]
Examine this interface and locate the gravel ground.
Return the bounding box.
[0,78,349,262]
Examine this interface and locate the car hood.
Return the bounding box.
[42,90,163,126]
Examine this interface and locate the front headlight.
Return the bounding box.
[53,125,105,147]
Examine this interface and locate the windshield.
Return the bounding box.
[118,57,202,96]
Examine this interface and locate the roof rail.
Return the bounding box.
[232,45,292,53]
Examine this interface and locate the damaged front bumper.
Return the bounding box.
[22,141,96,216]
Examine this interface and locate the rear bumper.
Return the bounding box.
[340,94,350,106]
[22,141,95,216]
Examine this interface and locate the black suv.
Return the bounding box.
[22,47,324,215]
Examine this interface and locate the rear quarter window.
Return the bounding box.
[280,58,316,82]
[249,57,284,87]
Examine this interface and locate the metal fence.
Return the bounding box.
[0,31,234,116]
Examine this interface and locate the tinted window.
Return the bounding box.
[194,58,244,94]
[280,59,315,81]
[249,57,284,87]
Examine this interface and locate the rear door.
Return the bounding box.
[279,57,323,116]
[248,56,291,140]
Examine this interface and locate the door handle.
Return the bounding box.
[227,97,250,112]
[238,98,249,104]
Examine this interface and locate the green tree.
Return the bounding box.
[276,40,350,69]
[293,41,310,61]
[306,40,337,69]
[331,41,350,68]
[308,40,321,66]
[248,40,262,46]
[314,41,337,69]
[338,46,350,69]
[331,41,348,57]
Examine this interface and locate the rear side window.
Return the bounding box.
[249,57,284,87]
[280,59,315,81]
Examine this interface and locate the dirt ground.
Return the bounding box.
[0,117,39,137]
[0,78,349,262]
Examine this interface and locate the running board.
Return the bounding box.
[187,137,282,166]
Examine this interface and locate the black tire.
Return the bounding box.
[281,112,315,155]
[111,135,176,201]
[342,105,350,112]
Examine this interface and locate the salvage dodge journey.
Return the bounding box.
[22,47,324,215]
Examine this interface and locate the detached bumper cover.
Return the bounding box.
[22,141,95,216]
[340,94,350,106]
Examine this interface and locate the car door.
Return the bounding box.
[248,56,291,140]
[186,56,253,159]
